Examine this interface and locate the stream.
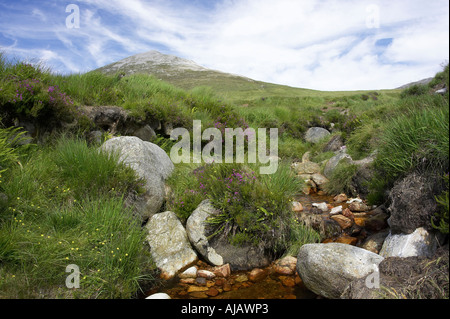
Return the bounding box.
[145,192,354,299]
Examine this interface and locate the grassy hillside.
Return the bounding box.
[1,51,448,298]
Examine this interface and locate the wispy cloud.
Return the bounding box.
[0,0,448,90]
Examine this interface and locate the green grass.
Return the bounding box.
[0,136,156,298]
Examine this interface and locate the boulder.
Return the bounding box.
[297,243,384,299]
[292,161,321,175]
[351,160,375,198]
[187,200,271,270]
[342,246,449,299]
[305,127,331,144]
[387,172,442,234]
[146,211,198,279]
[100,136,174,219]
[209,233,271,270]
[323,134,344,152]
[379,227,440,258]
[186,200,224,266]
[86,106,128,134]
[323,151,353,178]
[133,124,156,142]
[87,130,103,145]
[311,173,329,187]
[297,212,342,239]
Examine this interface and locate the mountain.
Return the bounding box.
[95,50,321,102]
[97,50,211,76]
[396,77,434,89]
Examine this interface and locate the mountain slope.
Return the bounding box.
[396,77,434,89]
[95,50,326,102]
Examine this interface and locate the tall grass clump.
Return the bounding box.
[375,104,448,180]
[0,136,156,298]
[0,125,29,173]
[369,96,449,204]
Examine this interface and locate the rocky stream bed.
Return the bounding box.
[144,191,391,299]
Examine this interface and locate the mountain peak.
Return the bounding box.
[99,50,209,75]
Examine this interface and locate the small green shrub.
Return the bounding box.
[346,121,381,160]
[400,84,428,98]
[168,161,317,254]
[428,63,449,89]
[323,162,359,196]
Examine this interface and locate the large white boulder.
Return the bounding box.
[297,243,384,299]
[146,211,198,279]
[379,227,440,258]
[100,136,174,219]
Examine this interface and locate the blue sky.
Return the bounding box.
[0,0,448,90]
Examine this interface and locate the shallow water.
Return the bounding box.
[146,193,338,300]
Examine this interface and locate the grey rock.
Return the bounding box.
[187,200,271,270]
[387,172,442,234]
[100,136,174,219]
[305,127,331,144]
[435,88,447,95]
[186,200,224,266]
[87,130,103,145]
[312,202,329,212]
[311,173,329,187]
[361,229,390,254]
[292,161,321,175]
[323,134,344,152]
[146,211,198,279]
[323,151,353,178]
[297,212,342,239]
[297,243,384,299]
[133,125,156,142]
[379,227,440,258]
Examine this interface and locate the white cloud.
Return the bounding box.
[1,0,448,90]
[31,8,47,22]
[173,0,449,90]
